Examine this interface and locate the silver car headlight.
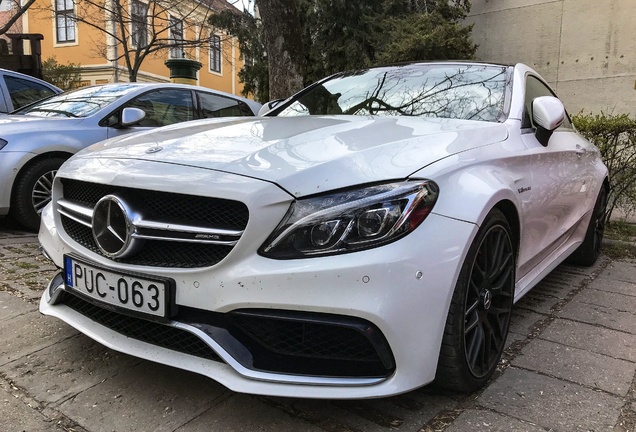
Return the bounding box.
[259,180,439,259]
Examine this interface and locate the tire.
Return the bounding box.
[567,186,608,267]
[10,157,65,231]
[435,209,515,392]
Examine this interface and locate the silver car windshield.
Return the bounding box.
[16,85,139,118]
[277,64,509,122]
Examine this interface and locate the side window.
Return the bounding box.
[523,76,572,130]
[4,76,55,110]
[122,89,194,127]
[199,92,249,117]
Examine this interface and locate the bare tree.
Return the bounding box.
[40,0,235,81]
[0,0,36,37]
[256,0,303,100]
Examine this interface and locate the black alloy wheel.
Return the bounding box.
[567,186,608,267]
[435,209,515,392]
[464,225,514,378]
[592,191,608,257]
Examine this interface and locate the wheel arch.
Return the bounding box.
[11,151,73,200]
[493,199,521,259]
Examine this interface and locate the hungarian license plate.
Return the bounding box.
[64,256,170,319]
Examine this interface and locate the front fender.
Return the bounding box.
[411,141,527,228]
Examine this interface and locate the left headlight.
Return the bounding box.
[0,139,7,151]
[259,180,439,259]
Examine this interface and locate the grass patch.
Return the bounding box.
[605,220,636,242]
[15,262,38,270]
[602,242,636,260]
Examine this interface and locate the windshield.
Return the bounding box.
[16,85,139,118]
[277,64,509,122]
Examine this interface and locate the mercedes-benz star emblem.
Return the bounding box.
[92,195,137,258]
[482,290,492,310]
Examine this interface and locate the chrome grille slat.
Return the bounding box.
[58,199,94,220]
[57,207,92,228]
[133,220,243,238]
[131,233,239,246]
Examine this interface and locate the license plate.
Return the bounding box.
[64,256,169,319]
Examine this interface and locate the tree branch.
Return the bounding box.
[0,0,37,36]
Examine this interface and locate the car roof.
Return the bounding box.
[89,82,256,105]
[372,60,516,69]
[0,68,62,92]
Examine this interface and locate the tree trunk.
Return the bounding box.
[256,0,304,100]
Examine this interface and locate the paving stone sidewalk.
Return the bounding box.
[1,217,635,432]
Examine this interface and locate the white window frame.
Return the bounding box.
[129,0,149,49]
[169,16,184,59]
[52,0,78,46]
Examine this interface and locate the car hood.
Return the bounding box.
[78,116,508,197]
[0,114,84,134]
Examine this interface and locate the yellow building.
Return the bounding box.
[19,0,246,96]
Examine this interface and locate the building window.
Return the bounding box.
[55,0,75,43]
[169,17,183,58]
[131,0,148,47]
[210,34,221,73]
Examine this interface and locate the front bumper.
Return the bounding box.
[38,161,477,398]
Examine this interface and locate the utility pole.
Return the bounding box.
[113,8,119,83]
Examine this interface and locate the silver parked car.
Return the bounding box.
[0,68,62,113]
[0,83,261,230]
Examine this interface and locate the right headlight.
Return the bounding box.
[259,180,439,259]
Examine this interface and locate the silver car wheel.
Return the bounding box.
[31,169,57,215]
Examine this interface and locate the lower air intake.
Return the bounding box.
[62,292,222,362]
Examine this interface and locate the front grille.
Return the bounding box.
[59,179,247,268]
[230,314,380,362]
[62,179,249,230]
[62,292,222,362]
[61,217,233,268]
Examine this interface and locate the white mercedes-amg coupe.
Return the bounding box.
[39,62,608,399]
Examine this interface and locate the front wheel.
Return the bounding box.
[10,158,65,231]
[435,209,515,392]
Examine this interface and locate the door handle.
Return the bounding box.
[575,145,586,155]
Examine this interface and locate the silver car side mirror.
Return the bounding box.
[257,99,285,117]
[121,107,146,128]
[532,96,565,146]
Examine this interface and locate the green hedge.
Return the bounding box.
[573,112,636,221]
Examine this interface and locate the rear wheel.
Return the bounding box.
[10,158,65,231]
[567,186,608,267]
[435,209,515,392]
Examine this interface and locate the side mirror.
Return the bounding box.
[120,107,146,128]
[257,99,285,117]
[532,96,565,146]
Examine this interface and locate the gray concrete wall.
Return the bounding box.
[465,0,636,115]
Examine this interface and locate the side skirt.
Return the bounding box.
[513,213,589,303]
